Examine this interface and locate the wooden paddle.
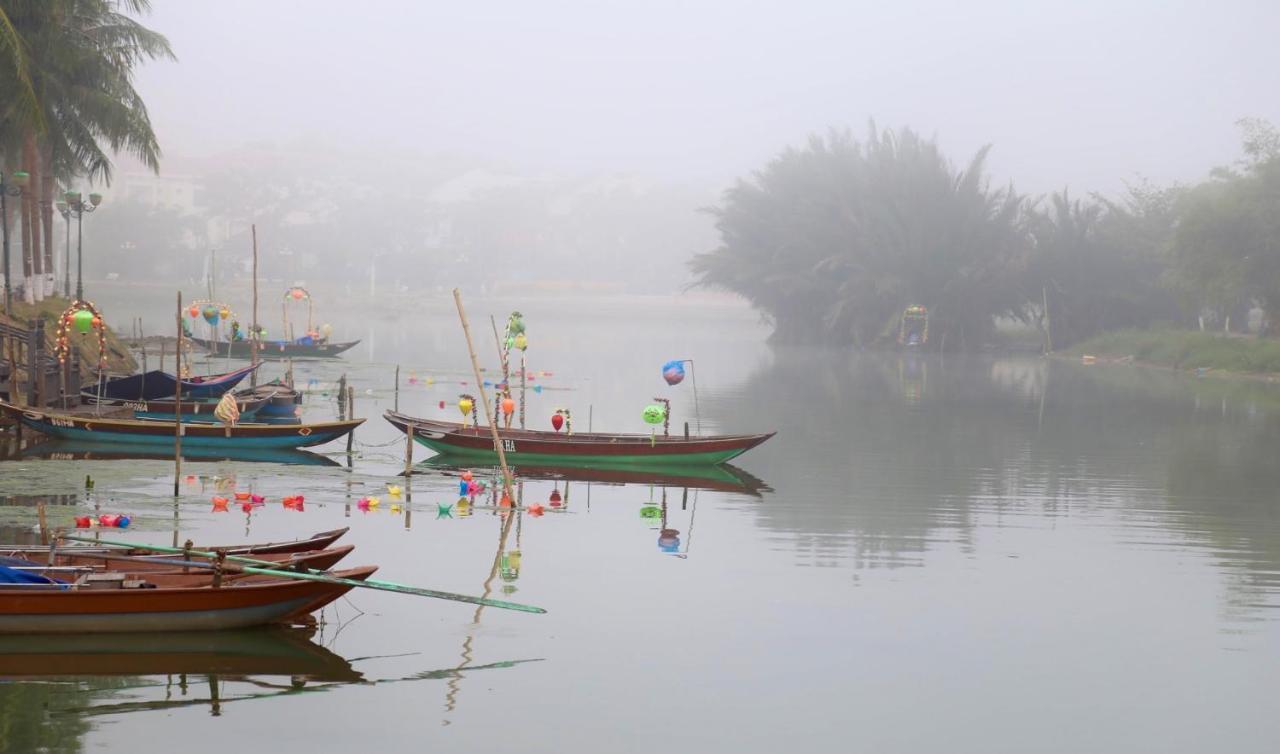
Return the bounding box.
[61,535,547,614]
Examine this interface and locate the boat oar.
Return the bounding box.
[61,535,547,614]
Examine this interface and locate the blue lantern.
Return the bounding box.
[662,360,686,386]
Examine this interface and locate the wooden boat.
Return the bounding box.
[234,379,302,419]
[0,627,363,681]
[0,564,377,634]
[124,391,272,422]
[189,335,360,360]
[2,528,350,559]
[0,400,363,450]
[420,457,773,496]
[0,544,354,576]
[384,411,774,465]
[81,364,258,404]
[18,439,340,466]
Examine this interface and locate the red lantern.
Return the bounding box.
[551,413,564,432]
[188,305,199,317]
[291,288,305,300]
[461,470,474,482]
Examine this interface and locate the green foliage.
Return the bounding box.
[1074,329,1280,374]
[691,125,1025,348]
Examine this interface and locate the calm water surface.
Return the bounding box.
[2,296,1280,753]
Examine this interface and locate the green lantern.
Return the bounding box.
[72,309,94,334]
[643,404,666,425]
[639,505,662,519]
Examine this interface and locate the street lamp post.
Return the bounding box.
[0,170,31,313]
[55,200,71,298]
[63,190,102,301]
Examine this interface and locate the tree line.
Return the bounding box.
[691,120,1280,350]
[0,0,170,305]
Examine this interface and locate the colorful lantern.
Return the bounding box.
[662,360,686,386]
[188,305,199,317]
[73,309,94,334]
[643,404,666,425]
[202,305,219,324]
[220,306,231,319]
[640,505,662,519]
[501,397,515,416]
[514,333,528,351]
[551,412,564,432]
[291,288,305,300]
[458,397,474,416]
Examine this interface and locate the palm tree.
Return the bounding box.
[0,0,173,301]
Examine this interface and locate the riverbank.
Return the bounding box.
[1068,329,1280,379]
[1,296,137,373]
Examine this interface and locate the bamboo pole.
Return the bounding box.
[173,291,183,497]
[404,421,415,476]
[61,535,546,613]
[453,289,514,500]
[394,364,399,412]
[250,225,259,388]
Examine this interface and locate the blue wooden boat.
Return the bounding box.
[82,364,258,405]
[0,400,362,450]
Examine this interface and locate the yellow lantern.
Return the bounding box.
[458,397,473,416]
[219,307,231,319]
[514,333,528,351]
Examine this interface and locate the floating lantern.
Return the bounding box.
[388,485,402,497]
[74,516,92,528]
[437,503,453,517]
[98,514,121,527]
[234,491,251,501]
[461,470,474,482]
[368,497,381,508]
[116,516,131,528]
[73,309,94,334]
[643,404,666,425]
[500,493,512,508]
[241,502,254,513]
[662,360,686,385]
[458,481,469,496]
[212,500,229,512]
[528,504,545,516]
[251,494,266,504]
[467,481,480,496]
[533,385,543,394]
[551,413,564,432]
[390,503,401,513]
[212,496,230,506]
[501,397,515,416]
[357,497,371,511]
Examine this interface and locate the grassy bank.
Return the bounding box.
[1,296,137,373]
[1069,329,1280,375]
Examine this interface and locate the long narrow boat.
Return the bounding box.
[81,364,258,404]
[234,379,302,418]
[19,439,339,466]
[0,544,354,576]
[189,336,361,360]
[384,411,774,465]
[0,400,363,449]
[3,528,350,559]
[0,565,377,634]
[126,391,272,422]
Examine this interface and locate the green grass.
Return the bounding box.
[1070,329,1280,374]
[1,296,137,373]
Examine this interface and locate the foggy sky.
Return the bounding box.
[136,0,1280,194]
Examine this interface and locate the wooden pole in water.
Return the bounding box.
[453,289,514,500]
[250,225,259,389]
[346,385,355,458]
[404,421,415,476]
[173,291,183,497]
[394,364,399,412]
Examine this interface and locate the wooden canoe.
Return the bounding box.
[419,457,773,496]
[384,411,775,465]
[0,400,363,449]
[190,336,361,360]
[2,527,350,558]
[18,439,341,466]
[0,565,377,634]
[0,544,354,577]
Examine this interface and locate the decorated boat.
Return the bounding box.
[0,400,363,449]
[81,364,258,405]
[0,564,377,634]
[122,391,272,422]
[384,411,774,466]
[188,287,358,359]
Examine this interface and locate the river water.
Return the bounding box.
[2,295,1279,753]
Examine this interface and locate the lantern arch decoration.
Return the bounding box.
[185,299,237,331]
[55,299,108,370]
[282,287,315,341]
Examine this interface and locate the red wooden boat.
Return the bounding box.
[2,527,350,559]
[0,544,354,577]
[0,565,377,634]
[384,411,774,466]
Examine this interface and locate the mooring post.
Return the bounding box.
[25,319,38,407]
[404,421,415,476]
[394,364,400,412]
[346,385,355,458]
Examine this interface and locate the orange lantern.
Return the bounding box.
[501,397,515,416]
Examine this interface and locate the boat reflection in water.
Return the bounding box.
[15,440,339,467]
[418,456,772,497]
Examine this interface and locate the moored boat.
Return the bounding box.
[0,400,363,449]
[81,364,258,405]
[0,544,354,577]
[190,335,361,360]
[384,411,774,465]
[2,527,350,558]
[0,565,378,634]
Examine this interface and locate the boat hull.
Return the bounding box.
[0,565,376,634]
[0,401,362,449]
[385,411,773,466]
[191,336,360,360]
